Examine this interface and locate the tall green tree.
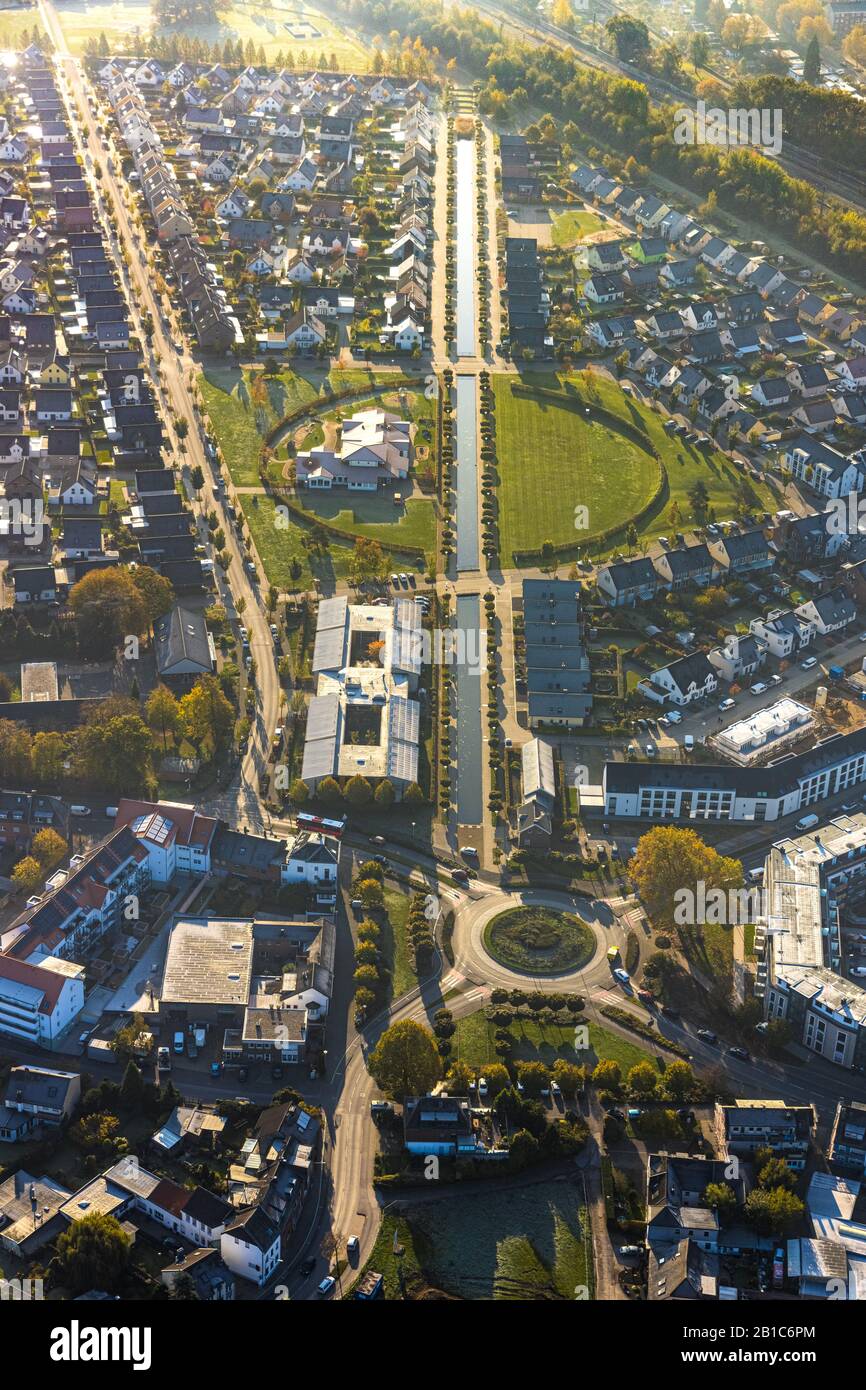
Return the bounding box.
[368,1019,441,1100]
[51,1212,131,1295]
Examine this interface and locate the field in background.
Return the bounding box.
[0,4,47,50]
[52,0,368,66]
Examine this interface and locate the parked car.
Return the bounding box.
[749,681,768,696]
[719,698,736,712]
[317,1277,336,1298]
[727,1046,751,1062]
[696,1028,718,1044]
[347,1236,360,1260]
[801,656,818,670]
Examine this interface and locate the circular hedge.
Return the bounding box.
[482,907,595,975]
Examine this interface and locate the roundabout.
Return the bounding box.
[482,904,595,975]
[450,886,619,993]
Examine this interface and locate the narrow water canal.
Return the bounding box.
[454,135,476,358]
[455,373,479,573]
[455,592,483,826]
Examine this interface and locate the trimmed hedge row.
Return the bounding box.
[600,1005,691,1059]
[263,374,426,450]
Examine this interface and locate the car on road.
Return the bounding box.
[550,1080,562,1100]
[372,853,387,865]
[749,681,768,696]
[696,1029,718,1044]
[299,1257,316,1278]
[477,1077,488,1098]
[613,967,630,985]
[238,1065,248,1082]
[727,1046,751,1062]
[346,1236,360,1260]
[272,1063,284,1080]
[317,1277,336,1298]
[859,632,866,643]
[645,743,656,756]
[238,626,248,642]
[157,1046,171,1072]
[619,1245,642,1257]
[270,623,279,639]
[370,835,386,845]
[801,656,818,670]
[719,698,736,712]
[452,868,470,883]
[769,673,784,685]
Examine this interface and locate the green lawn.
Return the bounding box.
[199,365,322,487]
[550,209,607,248]
[241,494,329,590]
[295,495,436,565]
[354,1213,428,1299]
[382,884,416,1000]
[453,1007,652,1073]
[493,370,774,564]
[405,1182,594,1300]
[681,921,734,989]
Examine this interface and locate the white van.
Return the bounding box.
[852,966,866,977]
[796,813,820,831]
[684,734,694,751]
[70,805,92,817]
[104,806,119,818]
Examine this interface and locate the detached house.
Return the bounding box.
[640,652,718,707]
[749,609,814,659]
[708,633,766,684]
[787,362,834,399]
[795,587,856,636]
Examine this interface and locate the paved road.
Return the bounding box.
[40,0,280,813]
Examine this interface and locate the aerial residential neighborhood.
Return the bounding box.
[1,0,866,1355]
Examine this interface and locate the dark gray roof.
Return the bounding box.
[605,724,866,799]
[154,604,213,675]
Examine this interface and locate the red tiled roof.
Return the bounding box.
[115,798,218,851]
[149,1177,190,1218]
[0,956,68,1013]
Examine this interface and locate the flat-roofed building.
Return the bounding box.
[160,916,254,1021]
[301,596,421,797]
[710,698,814,766]
[714,1099,815,1170]
[20,661,58,702]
